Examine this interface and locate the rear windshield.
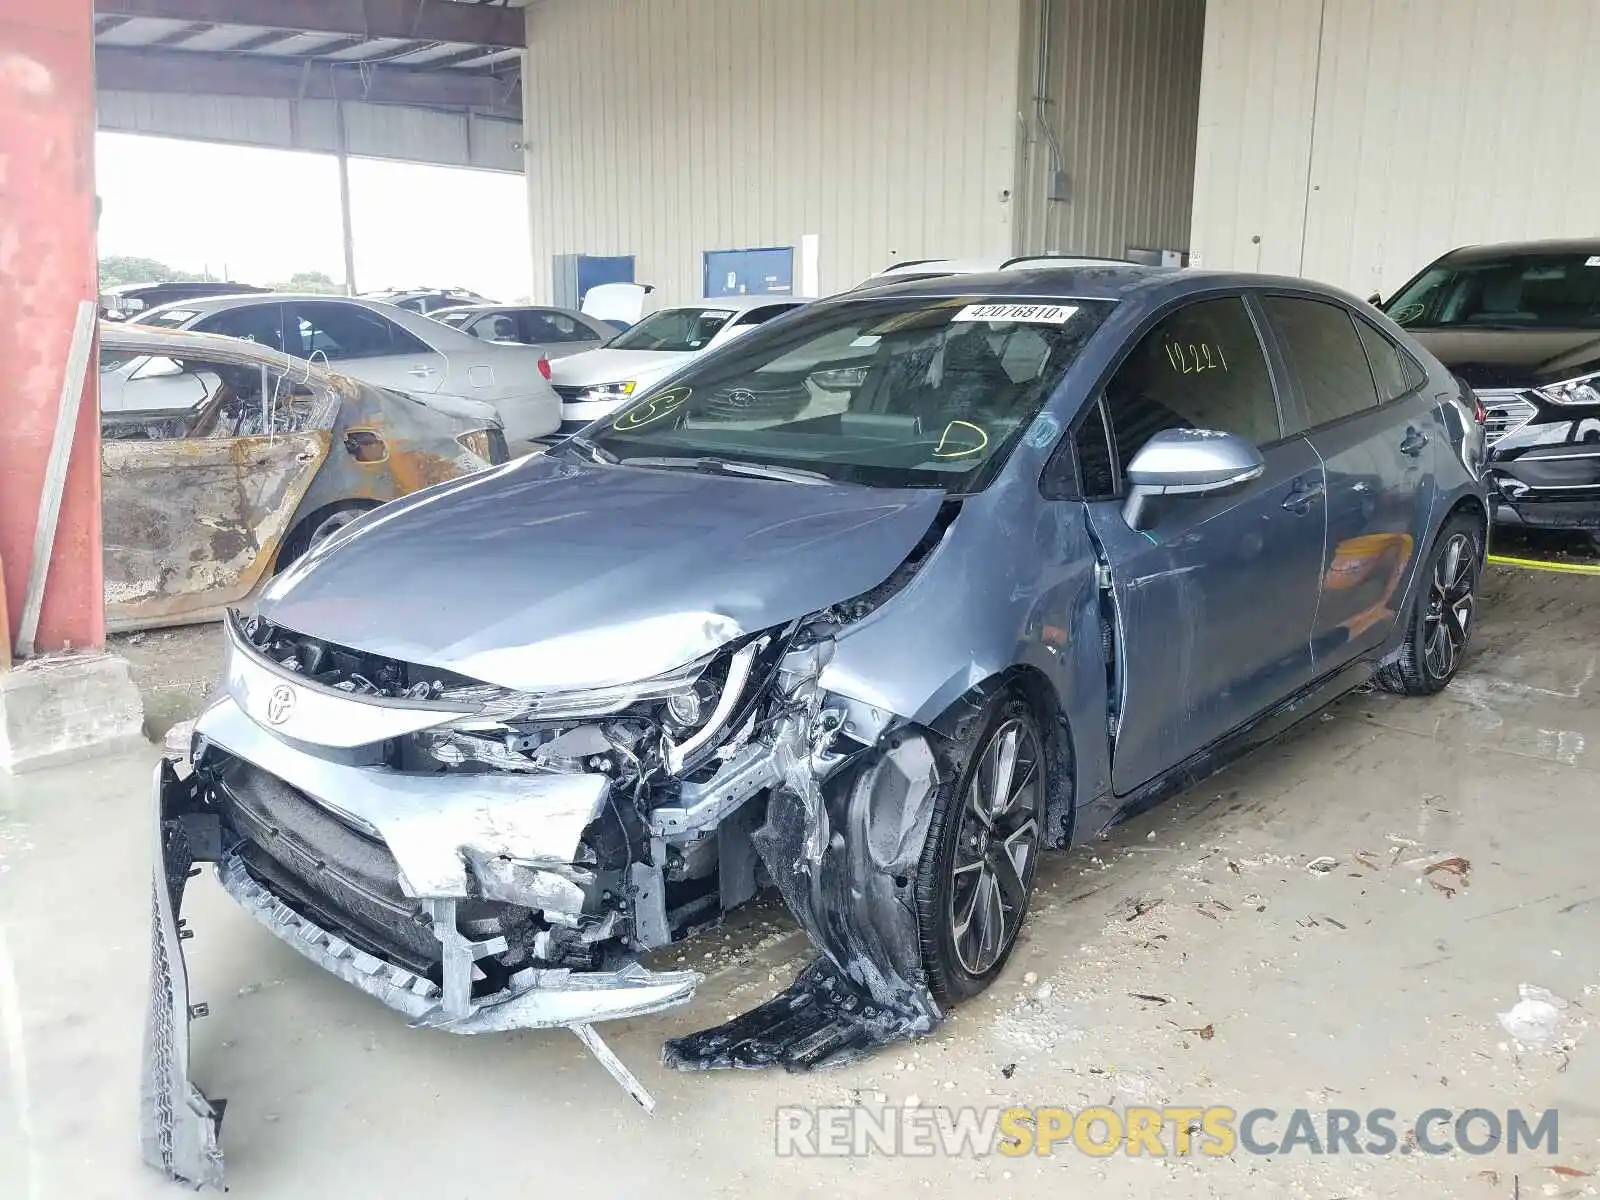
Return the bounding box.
[1384,252,1600,330]
[586,295,1114,491]
[606,307,735,352]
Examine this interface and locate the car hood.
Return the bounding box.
[549,347,693,388]
[255,454,946,692]
[1407,328,1600,390]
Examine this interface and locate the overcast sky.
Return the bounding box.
[95,132,534,300]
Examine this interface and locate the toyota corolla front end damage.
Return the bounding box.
[141,456,964,1188]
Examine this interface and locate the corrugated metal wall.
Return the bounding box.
[98,92,523,172]
[522,0,1023,303]
[1191,0,1600,296]
[1013,0,1205,260]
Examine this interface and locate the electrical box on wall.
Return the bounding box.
[1047,169,1071,202]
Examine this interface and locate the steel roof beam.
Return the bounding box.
[92,0,526,49]
[96,45,522,117]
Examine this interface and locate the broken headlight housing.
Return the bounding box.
[1535,371,1600,408]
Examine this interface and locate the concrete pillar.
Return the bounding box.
[0,1,144,771]
[0,0,103,654]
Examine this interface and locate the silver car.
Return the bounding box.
[430,303,618,359]
[133,293,562,447]
[145,265,1488,1187]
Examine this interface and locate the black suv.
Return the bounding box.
[1381,239,1600,550]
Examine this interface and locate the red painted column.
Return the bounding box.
[0,0,103,657]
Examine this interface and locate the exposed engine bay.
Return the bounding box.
[143,519,956,1189]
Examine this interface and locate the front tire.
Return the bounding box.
[1376,513,1482,696]
[914,693,1044,1008]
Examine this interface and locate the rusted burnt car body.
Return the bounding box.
[144,267,1488,1189]
[101,324,507,632]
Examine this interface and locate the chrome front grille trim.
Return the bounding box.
[1475,390,1537,447]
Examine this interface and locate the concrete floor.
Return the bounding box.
[3,565,1598,1198]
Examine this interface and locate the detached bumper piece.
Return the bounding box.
[141,761,225,1190]
[665,732,944,1072]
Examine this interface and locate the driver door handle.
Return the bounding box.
[407,364,437,378]
[1399,426,1430,457]
[1282,476,1325,514]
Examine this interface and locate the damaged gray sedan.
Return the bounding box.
[146,266,1488,1186]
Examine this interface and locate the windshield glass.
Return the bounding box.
[135,308,198,330]
[606,307,736,352]
[1384,252,1600,330]
[585,295,1114,490]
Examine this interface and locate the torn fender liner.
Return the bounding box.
[141,760,225,1190]
[663,731,944,1071]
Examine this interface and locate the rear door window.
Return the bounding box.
[1354,317,1426,402]
[287,302,430,360]
[519,309,596,344]
[193,303,287,353]
[1260,297,1382,428]
[1092,296,1282,494]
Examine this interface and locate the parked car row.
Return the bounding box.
[1373,239,1600,552]
[146,256,1493,1187]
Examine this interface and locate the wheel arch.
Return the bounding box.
[274,497,380,573]
[924,664,1077,849]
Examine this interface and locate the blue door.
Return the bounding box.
[576,255,635,304]
[1255,294,1438,667]
[703,247,794,298]
[1081,295,1328,794]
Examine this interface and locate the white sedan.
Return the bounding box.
[549,295,806,434]
[132,293,561,446]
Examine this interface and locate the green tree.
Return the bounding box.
[99,256,215,287]
[274,270,343,294]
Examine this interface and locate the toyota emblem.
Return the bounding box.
[265,684,297,726]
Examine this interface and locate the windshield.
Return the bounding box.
[584,295,1114,490]
[606,307,735,352]
[1384,252,1600,330]
[136,308,199,330]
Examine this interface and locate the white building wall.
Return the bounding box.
[522,0,1024,303]
[1014,0,1205,261]
[1191,0,1600,297]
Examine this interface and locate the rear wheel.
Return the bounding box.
[915,694,1044,1008]
[275,501,377,574]
[1375,513,1482,696]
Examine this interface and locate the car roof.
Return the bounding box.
[1435,238,1600,265]
[822,264,1365,307]
[430,303,592,318]
[99,319,336,383]
[662,296,807,312]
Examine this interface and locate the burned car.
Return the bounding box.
[145,267,1487,1187]
[101,324,508,631]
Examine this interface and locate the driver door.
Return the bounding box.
[100,350,334,629]
[1077,296,1329,794]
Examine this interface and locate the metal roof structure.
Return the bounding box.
[95,0,530,170]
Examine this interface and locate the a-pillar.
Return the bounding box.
[0,0,143,772]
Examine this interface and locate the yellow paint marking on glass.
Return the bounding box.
[1487,553,1600,577]
[613,386,691,432]
[932,420,989,459]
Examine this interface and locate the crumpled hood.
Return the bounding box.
[256,455,945,692]
[549,347,693,388]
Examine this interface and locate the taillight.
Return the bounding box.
[538,355,552,381]
[1473,395,1487,425]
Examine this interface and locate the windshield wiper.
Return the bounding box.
[552,434,618,464]
[626,455,831,485]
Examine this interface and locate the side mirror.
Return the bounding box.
[1122,428,1265,530]
[1367,292,1382,306]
